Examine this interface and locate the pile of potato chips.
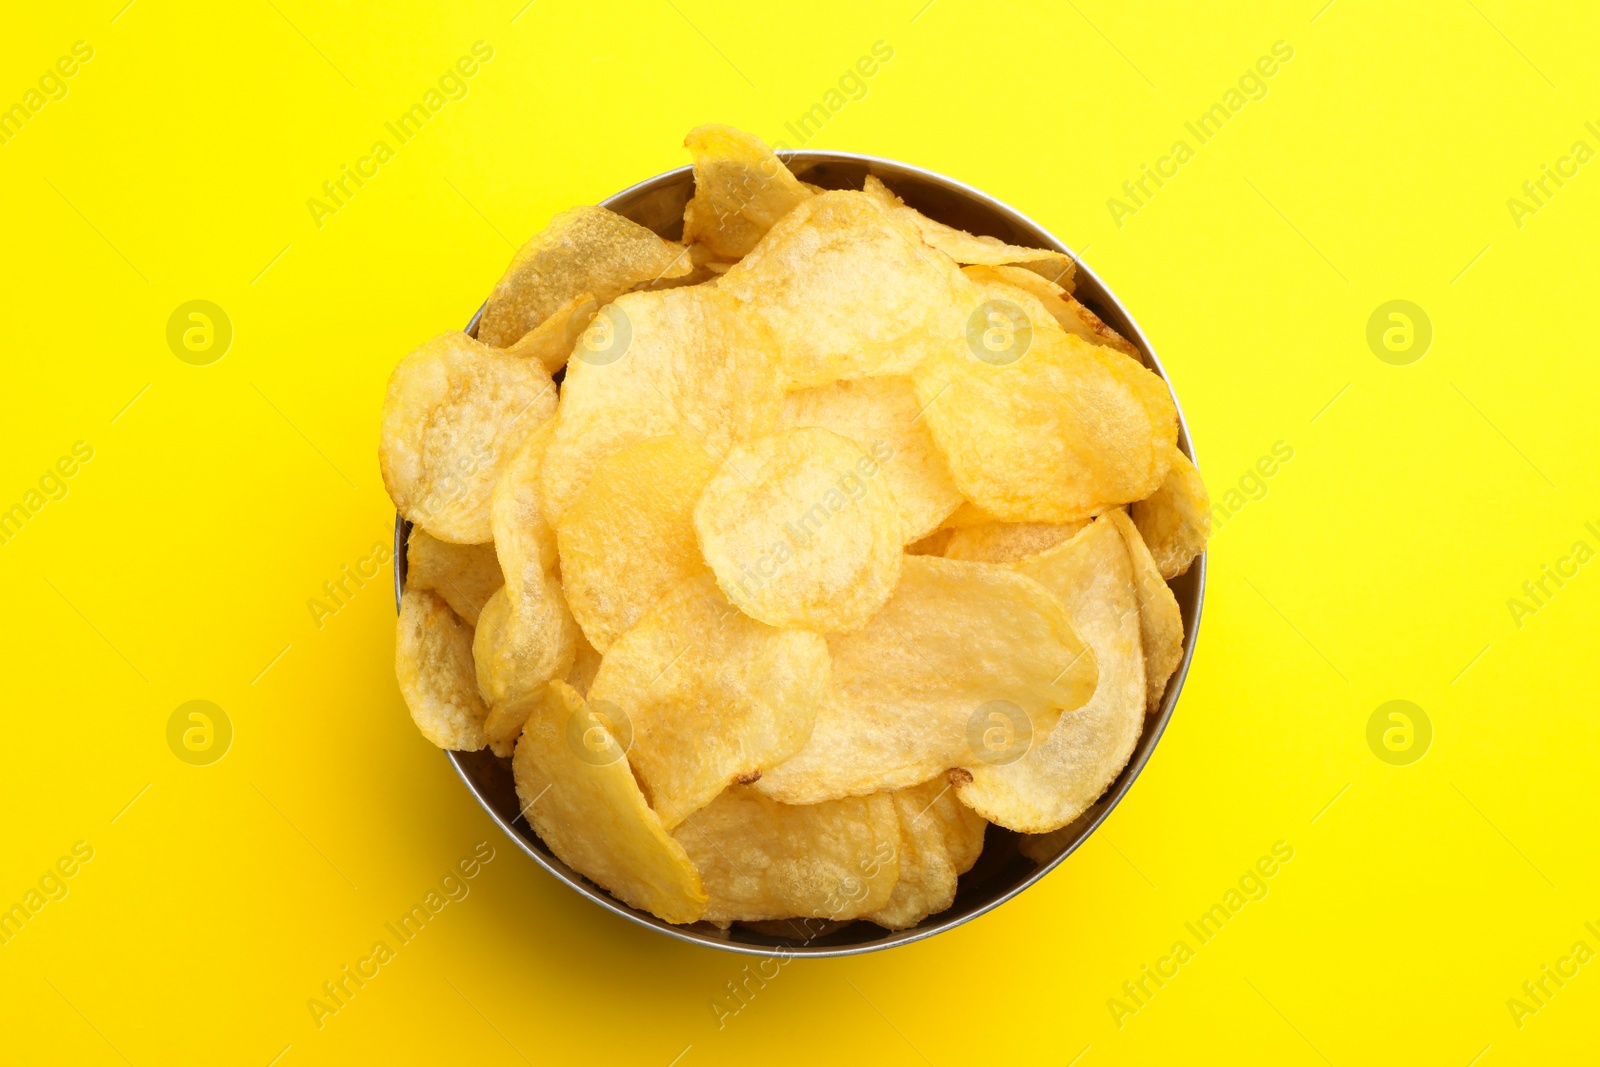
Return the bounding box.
[381,125,1210,931]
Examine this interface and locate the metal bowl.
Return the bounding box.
[394,151,1205,956]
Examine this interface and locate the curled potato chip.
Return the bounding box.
[779,376,964,542]
[695,427,904,632]
[396,587,488,750]
[955,517,1145,833]
[1107,509,1185,713]
[1131,446,1210,579]
[862,174,1076,277]
[969,265,1137,357]
[540,286,785,524]
[491,418,560,581]
[944,520,1087,564]
[682,124,813,259]
[589,574,830,827]
[867,778,988,930]
[475,579,579,746]
[672,786,899,923]
[380,332,558,543]
[405,527,503,625]
[558,434,718,651]
[514,680,707,923]
[476,206,693,348]
[503,293,598,375]
[912,275,1176,523]
[718,190,975,388]
[756,555,1097,804]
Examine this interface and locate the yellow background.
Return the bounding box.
[3,1,1597,1063]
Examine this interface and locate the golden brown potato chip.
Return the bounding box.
[681,124,814,259]
[1106,509,1185,713]
[867,778,988,930]
[695,427,904,632]
[558,434,718,651]
[672,786,899,922]
[756,556,1097,804]
[944,520,1088,564]
[1131,446,1210,579]
[395,587,488,750]
[862,174,1076,277]
[380,333,558,543]
[955,517,1145,832]
[779,376,964,542]
[514,680,707,923]
[540,286,786,524]
[476,206,693,348]
[912,275,1176,523]
[717,190,974,388]
[404,527,503,626]
[565,629,603,696]
[502,293,598,375]
[969,265,1137,357]
[906,528,955,556]
[589,574,830,827]
[475,580,579,746]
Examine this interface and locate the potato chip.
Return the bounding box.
[968,265,1137,357]
[475,579,579,746]
[1106,509,1185,713]
[955,517,1145,833]
[717,190,975,388]
[939,501,1004,529]
[862,174,1076,277]
[492,418,560,581]
[695,427,904,632]
[1017,826,1074,865]
[1131,446,1210,579]
[912,275,1176,523]
[514,680,707,923]
[404,527,503,625]
[681,124,814,259]
[540,286,785,524]
[672,786,899,922]
[867,778,988,930]
[944,520,1088,564]
[395,587,488,750]
[756,556,1097,804]
[503,293,598,375]
[779,376,964,542]
[906,528,955,556]
[476,206,693,348]
[565,629,603,696]
[558,434,718,650]
[589,574,830,827]
[380,332,558,544]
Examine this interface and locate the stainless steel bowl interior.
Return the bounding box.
[395,151,1205,956]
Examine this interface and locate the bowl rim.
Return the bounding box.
[394,149,1206,957]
